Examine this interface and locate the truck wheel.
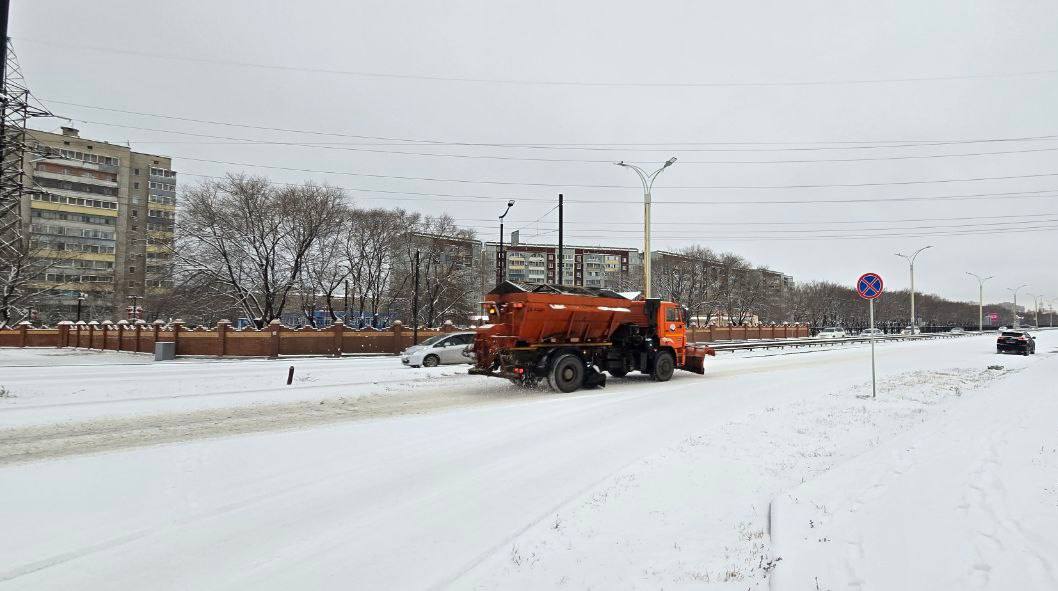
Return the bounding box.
[652,352,675,382]
[548,354,585,393]
[422,354,440,367]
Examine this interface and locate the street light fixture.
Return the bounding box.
[894,245,932,333]
[615,157,677,298]
[1006,284,1028,328]
[497,200,515,284]
[127,294,142,321]
[75,292,87,323]
[965,272,993,332]
[1026,293,1042,327]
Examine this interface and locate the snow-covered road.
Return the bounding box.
[1,333,1054,589]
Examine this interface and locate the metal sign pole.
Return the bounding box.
[870,298,876,399]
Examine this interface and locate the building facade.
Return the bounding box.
[22,127,175,320]
[484,239,641,291]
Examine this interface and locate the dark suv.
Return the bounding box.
[996,330,1036,355]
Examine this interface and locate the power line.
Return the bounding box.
[175,171,1058,206]
[505,222,1058,242]
[19,38,1058,88]
[41,98,1058,152]
[134,152,1058,191]
[452,211,1058,227]
[463,216,1058,236]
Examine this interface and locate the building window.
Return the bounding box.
[129,267,136,273]
[134,182,139,189]
[134,168,139,175]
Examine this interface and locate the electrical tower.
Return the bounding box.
[1,40,49,259]
[2,0,54,322]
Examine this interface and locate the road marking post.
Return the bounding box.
[857,273,884,399]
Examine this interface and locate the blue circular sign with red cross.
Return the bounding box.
[857,273,884,300]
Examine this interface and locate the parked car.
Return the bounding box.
[949,327,965,335]
[860,328,884,337]
[816,327,847,339]
[996,330,1036,356]
[899,326,921,335]
[401,332,477,367]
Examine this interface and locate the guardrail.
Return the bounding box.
[700,331,979,353]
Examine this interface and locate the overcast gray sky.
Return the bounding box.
[14,0,1058,307]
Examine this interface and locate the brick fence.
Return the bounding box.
[0,320,809,358]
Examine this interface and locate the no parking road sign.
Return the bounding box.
[857,272,884,398]
[857,273,884,300]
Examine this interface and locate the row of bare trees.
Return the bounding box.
[650,246,787,326]
[162,174,478,328]
[646,244,1027,329]
[787,281,1022,330]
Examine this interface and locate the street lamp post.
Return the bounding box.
[1007,284,1027,328]
[497,200,515,284]
[895,245,932,333]
[75,292,87,322]
[127,295,142,320]
[615,157,677,298]
[965,272,993,332]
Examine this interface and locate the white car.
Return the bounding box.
[949,327,965,335]
[816,327,847,339]
[860,328,884,338]
[900,326,921,335]
[401,332,477,367]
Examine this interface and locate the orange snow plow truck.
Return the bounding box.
[469,282,715,392]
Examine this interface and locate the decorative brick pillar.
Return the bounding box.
[217,320,231,357]
[332,320,344,358]
[134,320,146,353]
[87,321,99,349]
[17,321,29,348]
[171,319,185,356]
[57,321,72,348]
[390,321,404,354]
[268,319,282,359]
[101,321,113,351]
[116,320,129,351]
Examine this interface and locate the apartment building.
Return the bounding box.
[21,127,176,320]
[484,239,640,291]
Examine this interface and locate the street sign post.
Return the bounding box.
[857,273,884,398]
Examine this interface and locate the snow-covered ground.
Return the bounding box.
[0,332,1054,589]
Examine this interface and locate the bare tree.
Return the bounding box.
[345,208,417,327]
[0,233,83,327]
[389,214,478,327]
[176,174,346,326]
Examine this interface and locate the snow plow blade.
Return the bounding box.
[680,345,716,375]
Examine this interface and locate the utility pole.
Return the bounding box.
[965,272,993,332]
[412,250,420,345]
[497,200,514,284]
[557,193,564,286]
[343,279,349,323]
[75,292,86,322]
[895,246,932,332]
[615,157,677,298]
[1007,284,1027,328]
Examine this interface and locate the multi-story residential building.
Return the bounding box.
[21,127,175,320]
[484,238,640,291]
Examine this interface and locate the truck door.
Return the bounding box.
[659,303,686,351]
